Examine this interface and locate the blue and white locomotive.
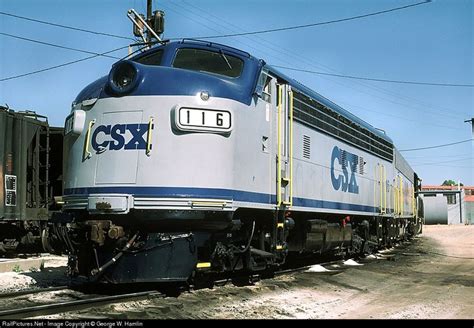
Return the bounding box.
[57,20,423,283]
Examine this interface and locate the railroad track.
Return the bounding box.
[210,257,356,288]
[0,248,398,319]
[262,244,409,278]
[0,288,164,319]
[0,285,70,299]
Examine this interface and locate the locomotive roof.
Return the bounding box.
[265,65,393,144]
[78,40,393,145]
[134,41,392,144]
[131,39,263,75]
[134,41,391,143]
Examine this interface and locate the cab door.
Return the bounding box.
[255,74,294,209]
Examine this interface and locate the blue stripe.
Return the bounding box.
[64,186,377,213]
[292,198,376,213]
[64,186,274,204]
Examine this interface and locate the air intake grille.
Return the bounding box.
[359,157,365,175]
[303,135,311,159]
[341,149,347,168]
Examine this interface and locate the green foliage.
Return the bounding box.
[12,264,22,273]
[442,180,463,186]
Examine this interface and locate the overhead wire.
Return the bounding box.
[177,0,431,39]
[0,11,134,41]
[171,0,467,124]
[0,7,139,81]
[405,153,473,159]
[0,41,160,82]
[1,2,471,179]
[159,3,257,56]
[0,32,121,59]
[177,0,469,119]
[1,0,470,128]
[410,157,473,166]
[0,45,129,82]
[412,164,472,168]
[160,2,311,82]
[173,0,468,123]
[336,101,459,131]
[399,139,474,152]
[272,65,474,88]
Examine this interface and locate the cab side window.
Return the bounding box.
[257,71,272,103]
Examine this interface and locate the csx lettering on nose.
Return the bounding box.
[92,123,148,151]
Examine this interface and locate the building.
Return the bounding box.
[421,185,474,225]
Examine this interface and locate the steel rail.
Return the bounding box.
[0,285,70,299]
[0,290,163,319]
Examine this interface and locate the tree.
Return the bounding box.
[442,179,463,186]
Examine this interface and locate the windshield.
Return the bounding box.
[134,49,164,66]
[173,48,244,78]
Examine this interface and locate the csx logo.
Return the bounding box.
[330,146,359,194]
[92,124,149,152]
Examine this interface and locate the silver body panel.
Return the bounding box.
[63,93,414,219]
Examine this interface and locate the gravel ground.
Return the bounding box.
[0,225,472,319]
[0,255,68,293]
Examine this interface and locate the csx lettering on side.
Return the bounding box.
[330,146,359,194]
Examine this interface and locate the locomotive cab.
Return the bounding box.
[64,40,265,229]
[60,41,274,282]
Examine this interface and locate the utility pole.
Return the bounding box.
[128,0,164,48]
[146,0,153,43]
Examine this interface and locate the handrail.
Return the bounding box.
[374,164,378,214]
[400,176,404,215]
[146,116,154,156]
[83,119,96,160]
[289,89,294,207]
[393,178,398,216]
[277,85,294,207]
[383,165,387,213]
[379,164,383,214]
[277,84,282,206]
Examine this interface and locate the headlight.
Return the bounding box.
[108,60,140,95]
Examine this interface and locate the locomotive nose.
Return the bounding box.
[108,60,141,95]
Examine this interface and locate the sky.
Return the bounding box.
[0,0,473,185]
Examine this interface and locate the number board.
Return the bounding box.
[64,113,74,135]
[177,108,232,133]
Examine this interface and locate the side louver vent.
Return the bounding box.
[341,150,347,168]
[359,157,365,175]
[303,135,311,159]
